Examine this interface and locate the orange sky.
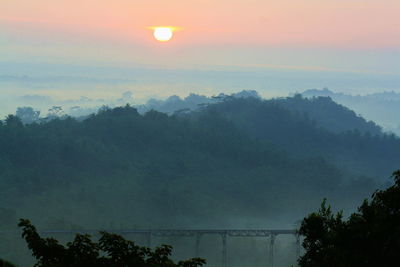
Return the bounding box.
[1,0,399,82]
[2,0,400,47]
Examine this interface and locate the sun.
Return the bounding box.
[153,27,174,42]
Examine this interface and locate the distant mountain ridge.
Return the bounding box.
[136,90,261,114]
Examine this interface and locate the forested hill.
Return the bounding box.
[201,96,400,178]
[270,94,382,135]
[301,88,400,135]
[1,104,378,233]
[135,90,382,136]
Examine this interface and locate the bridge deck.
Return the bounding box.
[27,229,297,237]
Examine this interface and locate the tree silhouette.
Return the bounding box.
[18,219,205,267]
[0,259,16,267]
[298,170,400,267]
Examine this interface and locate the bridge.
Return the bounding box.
[30,229,301,267]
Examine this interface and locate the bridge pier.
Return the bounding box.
[296,233,301,260]
[195,233,202,258]
[268,234,276,267]
[221,232,228,267]
[146,232,152,248]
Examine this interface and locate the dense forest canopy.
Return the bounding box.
[1,93,398,265]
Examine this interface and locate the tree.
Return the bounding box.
[4,115,23,128]
[18,219,205,267]
[16,107,40,124]
[298,170,400,267]
[47,106,65,119]
[0,259,16,267]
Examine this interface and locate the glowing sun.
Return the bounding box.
[153,27,174,42]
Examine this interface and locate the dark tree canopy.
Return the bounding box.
[18,219,205,267]
[299,170,400,267]
[0,259,16,267]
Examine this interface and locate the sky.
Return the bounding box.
[1,0,400,116]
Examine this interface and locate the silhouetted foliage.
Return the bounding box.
[299,170,400,267]
[0,258,16,267]
[18,219,205,267]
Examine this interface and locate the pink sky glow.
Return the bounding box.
[2,0,400,48]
